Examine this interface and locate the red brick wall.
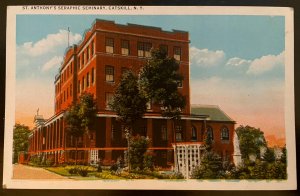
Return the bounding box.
[55,20,190,115]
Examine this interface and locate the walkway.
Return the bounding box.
[13,164,67,180]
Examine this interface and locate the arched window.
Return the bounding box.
[221,127,229,140]
[191,126,197,141]
[207,126,214,141]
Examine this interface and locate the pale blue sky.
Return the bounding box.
[15,15,286,140]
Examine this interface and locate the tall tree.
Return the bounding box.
[109,70,148,171]
[65,103,83,164]
[13,124,31,163]
[65,92,97,164]
[191,151,224,179]
[78,92,97,131]
[78,92,97,162]
[262,147,275,163]
[236,125,267,161]
[139,48,186,172]
[140,48,186,119]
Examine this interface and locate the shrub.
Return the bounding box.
[191,151,224,179]
[68,167,78,175]
[110,163,119,172]
[77,167,89,177]
[45,157,54,166]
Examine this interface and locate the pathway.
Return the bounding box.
[13,164,68,180]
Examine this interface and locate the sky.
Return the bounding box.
[15,15,286,145]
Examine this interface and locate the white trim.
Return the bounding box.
[96,113,208,121]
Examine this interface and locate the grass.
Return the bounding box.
[45,166,182,180]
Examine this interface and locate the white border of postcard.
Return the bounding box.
[3,6,296,190]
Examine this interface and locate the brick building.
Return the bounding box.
[27,19,235,167]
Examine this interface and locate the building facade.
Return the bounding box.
[27,19,235,167]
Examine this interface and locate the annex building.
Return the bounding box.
[27,19,235,168]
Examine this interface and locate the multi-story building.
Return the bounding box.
[27,19,235,167]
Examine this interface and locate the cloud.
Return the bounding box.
[226,57,251,67]
[191,77,285,138]
[42,56,63,72]
[190,46,225,67]
[17,30,82,57]
[247,52,284,75]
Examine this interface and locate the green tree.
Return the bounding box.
[109,71,148,171]
[191,151,224,179]
[262,147,275,163]
[140,48,186,119]
[65,103,83,164]
[280,145,287,164]
[65,92,97,164]
[78,92,97,131]
[78,92,97,162]
[129,136,151,170]
[236,125,267,161]
[140,48,186,171]
[13,124,31,163]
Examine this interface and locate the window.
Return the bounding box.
[78,80,80,93]
[63,91,66,102]
[84,52,86,65]
[87,47,90,62]
[70,84,72,97]
[105,66,114,82]
[105,92,114,109]
[105,38,114,53]
[91,40,95,55]
[91,67,95,84]
[121,40,129,55]
[70,63,73,74]
[137,42,144,57]
[161,126,167,141]
[137,42,152,57]
[81,53,84,67]
[174,47,181,61]
[191,126,197,141]
[66,87,69,99]
[82,76,85,91]
[78,57,81,70]
[145,43,152,57]
[86,72,90,87]
[175,125,182,141]
[221,127,229,140]
[207,126,214,140]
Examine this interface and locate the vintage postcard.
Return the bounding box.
[3,6,296,190]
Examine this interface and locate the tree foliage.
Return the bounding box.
[191,151,224,179]
[262,147,275,163]
[65,92,97,164]
[140,48,186,119]
[109,70,147,128]
[236,125,267,160]
[13,124,31,163]
[129,136,152,171]
[78,92,97,131]
[65,92,97,137]
[65,103,84,138]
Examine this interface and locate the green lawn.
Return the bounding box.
[45,166,180,180]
